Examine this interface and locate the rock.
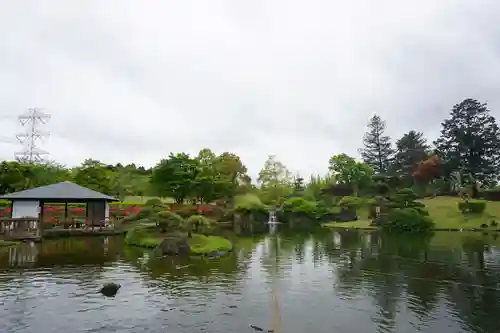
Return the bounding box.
[250,325,264,331]
[99,282,121,297]
[153,236,190,257]
[207,250,226,258]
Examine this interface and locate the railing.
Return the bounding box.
[44,218,115,231]
[0,218,41,239]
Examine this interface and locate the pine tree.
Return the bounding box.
[360,115,394,174]
[392,131,430,181]
[434,98,500,186]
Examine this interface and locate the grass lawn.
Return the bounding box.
[323,219,375,229]
[188,234,232,255]
[0,240,21,247]
[123,196,174,204]
[323,196,500,231]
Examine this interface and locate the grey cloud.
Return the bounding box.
[1,0,500,178]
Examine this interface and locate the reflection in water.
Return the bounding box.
[0,232,499,333]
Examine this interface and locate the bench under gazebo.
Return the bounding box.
[0,181,119,240]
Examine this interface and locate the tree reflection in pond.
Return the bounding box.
[0,231,499,333]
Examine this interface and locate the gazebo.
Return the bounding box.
[0,181,119,240]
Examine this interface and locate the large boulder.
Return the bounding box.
[153,236,190,257]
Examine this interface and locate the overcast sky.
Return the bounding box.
[1,1,499,180]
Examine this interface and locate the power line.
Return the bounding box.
[14,108,51,163]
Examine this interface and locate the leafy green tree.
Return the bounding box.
[257,154,293,205]
[151,153,198,203]
[192,148,219,204]
[328,153,373,195]
[215,152,250,205]
[360,114,394,174]
[304,174,334,201]
[392,131,430,184]
[110,168,136,201]
[0,161,33,194]
[434,98,500,186]
[73,159,113,194]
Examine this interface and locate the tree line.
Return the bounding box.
[357,98,500,189]
[0,98,497,204]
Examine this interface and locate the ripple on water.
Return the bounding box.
[1,233,500,332]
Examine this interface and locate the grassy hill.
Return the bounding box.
[324,196,500,231]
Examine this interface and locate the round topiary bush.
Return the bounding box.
[382,208,434,233]
[186,215,212,234]
[484,188,500,201]
[156,211,184,232]
[457,200,487,214]
[145,198,164,207]
[186,215,210,227]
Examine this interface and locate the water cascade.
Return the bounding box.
[267,210,280,234]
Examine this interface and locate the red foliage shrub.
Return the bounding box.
[71,207,86,214]
[413,155,442,183]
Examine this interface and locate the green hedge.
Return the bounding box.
[484,188,500,201]
[458,200,487,214]
[383,208,434,233]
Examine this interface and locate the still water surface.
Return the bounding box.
[0,230,500,333]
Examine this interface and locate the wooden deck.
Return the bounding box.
[0,218,41,241]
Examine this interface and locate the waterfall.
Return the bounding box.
[268,210,278,224]
[268,210,279,234]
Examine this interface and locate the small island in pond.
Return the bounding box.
[123,206,232,256]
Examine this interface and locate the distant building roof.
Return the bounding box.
[0,181,119,202]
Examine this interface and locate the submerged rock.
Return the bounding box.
[250,325,264,331]
[99,282,121,297]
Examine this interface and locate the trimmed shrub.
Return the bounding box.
[186,215,212,234]
[176,206,200,218]
[282,197,316,214]
[320,183,354,197]
[457,200,487,214]
[337,196,363,208]
[156,211,184,232]
[235,194,267,214]
[145,198,163,207]
[484,188,500,201]
[124,207,155,222]
[382,208,434,233]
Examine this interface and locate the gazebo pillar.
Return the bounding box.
[64,202,69,221]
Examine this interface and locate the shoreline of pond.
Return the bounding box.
[323,224,500,233]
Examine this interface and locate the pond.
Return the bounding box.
[0,230,500,333]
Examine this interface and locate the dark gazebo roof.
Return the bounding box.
[0,181,119,202]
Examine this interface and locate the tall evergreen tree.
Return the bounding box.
[360,114,394,174]
[434,98,500,186]
[392,130,430,181]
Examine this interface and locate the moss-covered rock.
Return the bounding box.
[153,236,190,256]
